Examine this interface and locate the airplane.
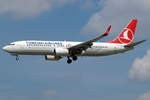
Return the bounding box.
[2,19,145,64]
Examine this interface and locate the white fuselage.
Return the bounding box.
[3,41,132,56]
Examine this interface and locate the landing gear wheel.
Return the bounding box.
[72,56,78,61]
[67,59,72,64]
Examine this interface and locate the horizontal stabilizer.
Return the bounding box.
[124,40,146,48]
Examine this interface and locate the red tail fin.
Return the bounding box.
[107,19,138,44]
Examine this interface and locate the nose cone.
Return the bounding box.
[2,46,10,52]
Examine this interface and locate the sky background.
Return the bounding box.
[0,0,150,100]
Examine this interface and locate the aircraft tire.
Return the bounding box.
[72,56,78,61]
[67,59,72,64]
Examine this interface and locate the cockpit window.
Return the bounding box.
[8,43,15,45]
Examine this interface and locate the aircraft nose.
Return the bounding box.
[2,46,9,52]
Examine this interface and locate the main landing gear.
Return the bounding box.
[67,56,78,64]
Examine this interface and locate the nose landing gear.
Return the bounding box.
[16,55,19,61]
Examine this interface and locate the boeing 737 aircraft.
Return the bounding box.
[2,19,145,64]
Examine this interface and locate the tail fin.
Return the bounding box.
[107,19,138,44]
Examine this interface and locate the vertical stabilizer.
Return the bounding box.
[107,19,138,44]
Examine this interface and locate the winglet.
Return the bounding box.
[102,25,111,37]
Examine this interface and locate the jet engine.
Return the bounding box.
[54,48,69,56]
[45,55,62,61]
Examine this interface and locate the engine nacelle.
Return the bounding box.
[54,48,69,56]
[45,55,62,61]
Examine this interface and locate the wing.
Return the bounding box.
[68,25,111,56]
